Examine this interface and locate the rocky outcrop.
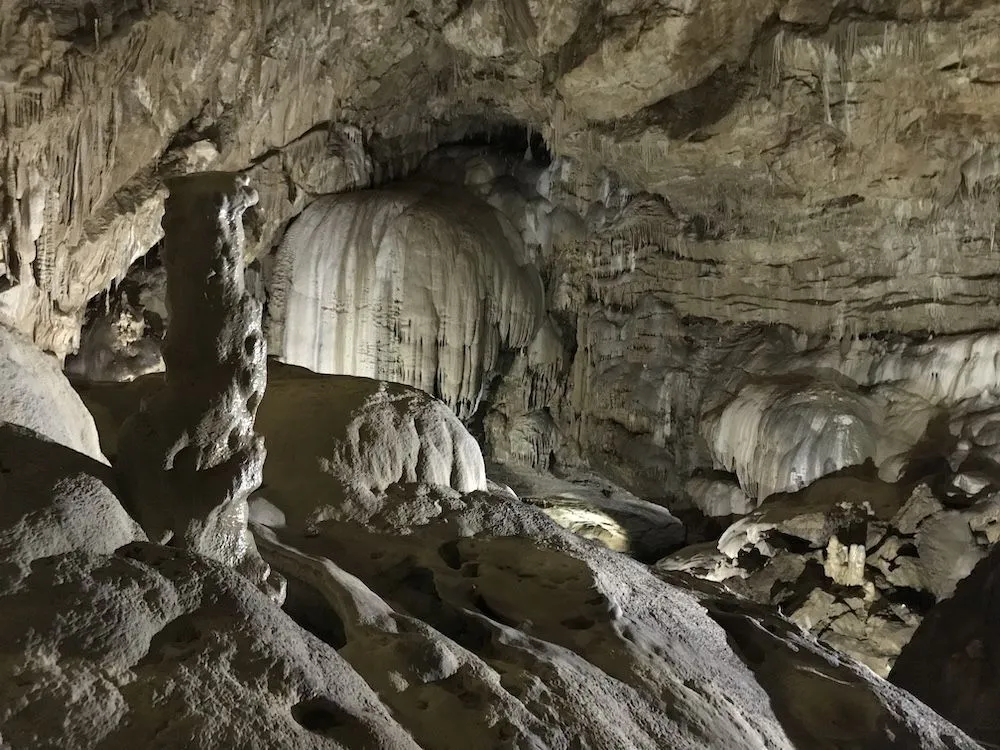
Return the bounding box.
[2,345,973,748]
[81,362,685,560]
[890,543,1000,748]
[661,477,1000,676]
[240,425,979,750]
[252,365,490,528]
[555,0,779,122]
[0,541,419,750]
[0,435,978,748]
[0,421,142,568]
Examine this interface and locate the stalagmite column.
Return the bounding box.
[115,172,283,602]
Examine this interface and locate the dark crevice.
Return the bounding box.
[472,593,519,629]
[438,540,463,570]
[435,123,552,164]
[375,560,498,653]
[290,697,350,735]
[281,573,348,650]
[884,585,936,612]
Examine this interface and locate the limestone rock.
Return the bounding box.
[824,535,867,587]
[254,482,977,750]
[0,323,104,462]
[890,543,1000,747]
[255,365,489,528]
[657,541,749,583]
[85,363,489,529]
[0,423,143,570]
[0,543,417,750]
[686,476,756,517]
[48,368,988,748]
[443,0,585,59]
[658,477,998,675]
[266,184,545,419]
[892,483,945,535]
[489,463,685,560]
[4,3,1000,740]
[114,173,278,600]
[85,364,685,561]
[64,293,164,383]
[557,0,778,121]
[702,379,878,500]
[916,511,985,601]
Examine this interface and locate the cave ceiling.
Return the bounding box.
[0,0,998,354]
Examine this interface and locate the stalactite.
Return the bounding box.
[33,184,57,293]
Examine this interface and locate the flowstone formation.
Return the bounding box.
[267,183,545,419]
[8,1,1000,739]
[114,172,281,600]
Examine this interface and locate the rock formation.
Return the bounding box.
[64,260,166,383]
[1,342,980,748]
[82,362,685,561]
[661,476,1000,676]
[0,541,419,750]
[0,422,143,569]
[267,184,545,419]
[114,172,280,600]
[3,0,1000,745]
[0,321,104,461]
[890,543,1000,747]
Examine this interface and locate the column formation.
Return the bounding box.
[116,172,283,602]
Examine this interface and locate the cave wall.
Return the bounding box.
[3,0,999,353]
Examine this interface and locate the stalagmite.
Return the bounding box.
[114,172,283,602]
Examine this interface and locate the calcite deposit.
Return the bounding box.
[114,172,280,600]
[267,184,545,419]
[3,0,1000,746]
[72,364,982,750]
